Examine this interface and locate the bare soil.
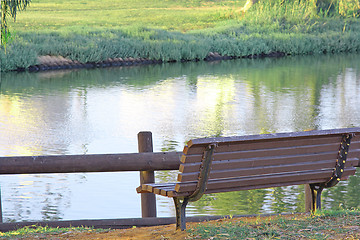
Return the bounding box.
[20,213,360,240]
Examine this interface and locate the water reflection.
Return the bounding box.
[0,54,359,222]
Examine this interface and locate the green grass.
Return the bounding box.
[8,0,246,33]
[1,0,360,72]
[0,225,110,239]
[0,210,358,239]
[188,209,360,239]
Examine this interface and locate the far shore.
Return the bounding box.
[1,0,360,72]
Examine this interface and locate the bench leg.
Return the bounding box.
[309,184,324,211]
[173,197,189,231]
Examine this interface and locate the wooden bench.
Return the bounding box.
[137,128,360,230]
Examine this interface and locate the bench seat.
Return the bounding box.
[137,166,357,196]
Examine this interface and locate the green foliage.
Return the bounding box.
[0,38,37,71]
[0,225,109,239]
[338,0,360,17]
[243,0,360,20]
[1,0,32,46]
[0,28,12,52]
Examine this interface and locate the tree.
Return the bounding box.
[241,0,360,17]
[1,0,31,46]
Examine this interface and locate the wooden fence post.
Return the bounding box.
[0,186,2,223]
[304,184,312,212]
[138,131,157,218]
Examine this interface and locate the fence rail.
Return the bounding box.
[0,151,181,174]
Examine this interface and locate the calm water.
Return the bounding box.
[0,54,360,222]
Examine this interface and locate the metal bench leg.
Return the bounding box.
[309,184,324,211]
[173,197,189,231]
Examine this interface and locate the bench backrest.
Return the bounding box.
[176,128,360,195]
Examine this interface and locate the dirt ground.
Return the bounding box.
[47,223,191,240]
[21,213,360,240]
[21,222,194,240]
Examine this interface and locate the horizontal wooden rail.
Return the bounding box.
[0,151,182,174]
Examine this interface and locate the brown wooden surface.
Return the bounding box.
[186,128,360,148]
[180,152,359,174]
[175,168,357,193]
[0,188,2,223]
[204,169,356,194]
[0,151,182,174]
[350,136,360,166]
[178,158,359,182]
[184,142,340,164]
[138,131,157,218]
[183,135,343,155]
[137,183,191,197]
[139,167,356,197]
[304,184,312,212]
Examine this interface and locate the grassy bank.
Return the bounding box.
[1,0,360,72]
[0,226,110,239]
[0,210,359,239]
[189,209,360,239]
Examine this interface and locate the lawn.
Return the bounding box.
[1,0,360,72]
[8,0,246,33]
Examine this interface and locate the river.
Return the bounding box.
[0,54,359,222]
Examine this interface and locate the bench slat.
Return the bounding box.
[214,136,342,153]
[177,158,359,182]
[185,128,360,149]
[204,170,356,194]
[213,143,339,161]
[136,183,191,197]
[136,183,173,193]
[184,136,342,156]
[179,150,360,174]
[175,168,358,193]
[183,142,340,164]
[349,140,360,166]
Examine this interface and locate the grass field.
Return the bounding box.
[1,0,360,72]
[8,0,246,33]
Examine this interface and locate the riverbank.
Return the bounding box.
[1,210,359,239]
[1,0,360,72]
[23,51,285,72]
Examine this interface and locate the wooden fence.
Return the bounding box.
[0,132,182,230]
[0,131,359,231]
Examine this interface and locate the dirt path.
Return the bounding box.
[54,224,189,240]
[18,213,360,240]
[23,222,192,240]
